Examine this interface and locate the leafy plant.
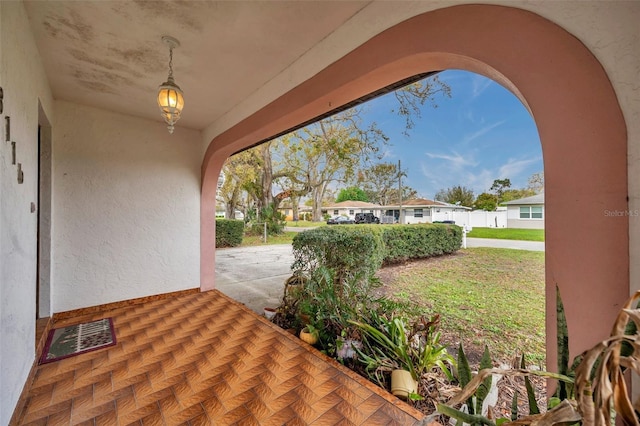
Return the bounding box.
[350,314,456,394]
[246,203,285,236]
[439,289,640,426]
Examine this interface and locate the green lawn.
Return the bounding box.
[240,231,297,246]
[386,247,546,364]
[284,220,326,227]
[467,227,545,241]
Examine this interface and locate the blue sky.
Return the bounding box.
[362,69,543,200]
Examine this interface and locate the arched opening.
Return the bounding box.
[201,4,628,375]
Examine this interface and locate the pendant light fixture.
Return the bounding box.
[157,36,184,134]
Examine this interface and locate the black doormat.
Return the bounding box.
[39,318,116,364]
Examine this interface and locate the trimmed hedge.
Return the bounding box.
[292,226,385,279]
[215,219,244,247]
[382,223,462,264]
[292,223,462,275]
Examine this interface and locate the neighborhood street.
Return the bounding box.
[215,238,544,313]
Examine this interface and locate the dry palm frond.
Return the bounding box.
[574,290,640,426]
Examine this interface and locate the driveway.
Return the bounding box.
[215,238,544,313]
[215,244,294,313]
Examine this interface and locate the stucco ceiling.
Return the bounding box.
[24,1,370,131]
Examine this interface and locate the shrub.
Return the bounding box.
[291,226,385,280]
[215,219,244,247]
[382,224,462,264]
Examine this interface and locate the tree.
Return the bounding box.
[490,178,512,204]
[392,75,452,136]
[474,192,497,211]
[527,172,544,194]
[501,188,536,203]
[277,108,387,221]
[358,162,407,205]
[434,185,475,207]
[385,186,418,205]
[235,74,452,221]
[336,187,369,202]
[218,150,260,219]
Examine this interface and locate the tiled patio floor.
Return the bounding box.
[16,290,425,425]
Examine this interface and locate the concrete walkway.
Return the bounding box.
[465,237,545,251]
[215,238,544,313]
[215,245,294,313]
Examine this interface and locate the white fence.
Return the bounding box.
[432,210,507,228]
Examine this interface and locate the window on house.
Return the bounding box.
[333,210,338,215]
[532,206,543,219]
[349,209,354,215]
[414,208,423,218]
[520,206,543,219]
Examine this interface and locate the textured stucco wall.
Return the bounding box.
[52,101,201,313]
[0,2,54,424]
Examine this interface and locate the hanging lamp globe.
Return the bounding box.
[157,36,184,134]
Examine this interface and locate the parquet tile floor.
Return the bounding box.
[16,290,425,425]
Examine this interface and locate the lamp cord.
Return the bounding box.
[168,47,174,79]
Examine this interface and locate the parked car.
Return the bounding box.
[354,212,380,224]
[326,216,355,225]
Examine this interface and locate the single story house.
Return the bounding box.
[503,193,545,229]
[322,201,383,219]
[383,198,471,224]
[278,204,313,221]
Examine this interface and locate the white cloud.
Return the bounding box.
[425,151,478,169]
[498,157,542,179]
[472,75,493,99]
[462,120,506,144]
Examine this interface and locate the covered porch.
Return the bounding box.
[1,1,637,424]
[16,290,423,425]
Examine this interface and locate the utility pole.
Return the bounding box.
[398,160,403,224]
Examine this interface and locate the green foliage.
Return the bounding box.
[336,186,369,202]
[554,284,577,401]
[521,355,540,415]
[475,347,493,415]
[215,219,244,247]
[435,185,475,208]
[291,226,386,281]
[499,188,536,204]
[439,288,581,426]
[490,179,512,203]
[457,343,473,409]
[246,203,286,236]
[296,266,384,344]
[292,225,462,278]
[474,192,498,211]
[382,224,462,264]
[350,314,455,389]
